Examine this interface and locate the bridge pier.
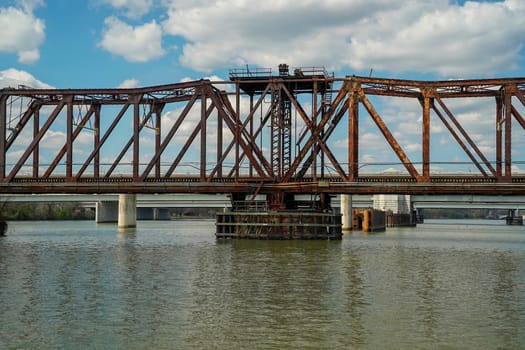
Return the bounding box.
[216,192,342,239]
[95,201,118,223]
[118,194,137,229]
[341,194,352,231]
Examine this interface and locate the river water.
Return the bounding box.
[0,219,524,349]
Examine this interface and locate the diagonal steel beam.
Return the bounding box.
[224,107,272,179]
[358,88,421,180]
[106,101,156,178]
[75,102,132,178]
[44,104,96,177]
[212,84,273,179]
[297,84,350,178]
[5,99,40,151]
[281,84,348,181]
[7,101,66,181]
[511,105,525,130]
[215,88,272,174]
[281,84,346,182]
[206,86,270,178]
[163,103,214,178]
[434,95,496,176]
[430,101,489,177]
[140,94,199,179]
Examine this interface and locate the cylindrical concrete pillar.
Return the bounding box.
[341,194,352,231]
[118,194,137,228]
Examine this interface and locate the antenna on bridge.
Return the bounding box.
[369,68,374,77]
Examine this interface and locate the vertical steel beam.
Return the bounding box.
[132,94,140,180]
[312,81,318,181]
[495,94,503,179]
[200,90,207,180]
[422,89,431,180]
[504,86,512,178]
[235,82,240,180]
[349,82,359,181]
[248,94,253,178]
[66,96,73,179]
[217,98,223,178]
[94,104,100,178]
[0,95,6,180]
[155,103,162,178]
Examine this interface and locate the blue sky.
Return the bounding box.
[1,0,524,175]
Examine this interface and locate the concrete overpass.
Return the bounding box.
[2,193,524,209]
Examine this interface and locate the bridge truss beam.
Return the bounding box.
[1,73,524,195]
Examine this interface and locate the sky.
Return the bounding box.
[0,0,524,175]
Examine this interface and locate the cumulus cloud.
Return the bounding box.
[0,68,53,89]
[349,0,524,76]
[0,3,45,64]
[161,0,524,77]
[99,16,165,62]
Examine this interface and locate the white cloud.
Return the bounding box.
[118,78,140,88]
[99,16,165,62]
[99,0,153,19]
[161,0,524,77]
[0,68,53,89]
[350,0,524,76]
[0,4,45,64]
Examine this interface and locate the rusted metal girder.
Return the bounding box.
[1,73,524,196]
[1,179,525,195]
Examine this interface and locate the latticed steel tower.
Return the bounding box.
[229,63,332,181]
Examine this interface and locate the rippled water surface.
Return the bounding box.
[1,219,524,349]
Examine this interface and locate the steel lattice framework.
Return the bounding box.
[1,67,525,195]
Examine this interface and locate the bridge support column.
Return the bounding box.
[96,201,118,223]
[341,194,352,231]
[118,194,136,229]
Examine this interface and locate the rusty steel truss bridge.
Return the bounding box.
[1,64,525,199]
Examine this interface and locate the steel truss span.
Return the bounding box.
[1,70,525,195]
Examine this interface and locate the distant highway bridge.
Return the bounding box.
[2,194,523,210]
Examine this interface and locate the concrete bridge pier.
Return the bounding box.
[95,200,118,223]
[118,194,137,229]
[341,194,353,231]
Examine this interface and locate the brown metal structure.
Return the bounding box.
[1,67,525,196]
